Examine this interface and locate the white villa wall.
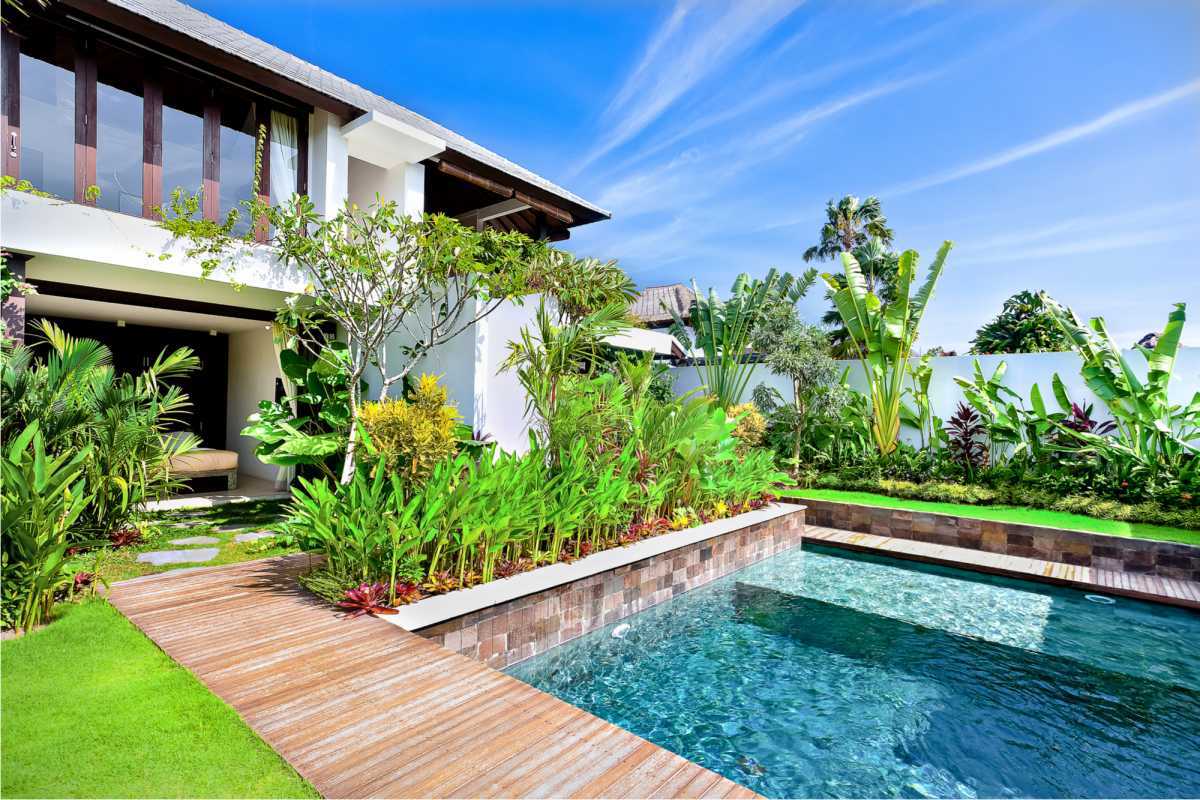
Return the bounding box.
[475,298,540,453]
[226,327,281,482]
[668,348,1200,445]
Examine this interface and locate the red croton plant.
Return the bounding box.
[338,581,423,617]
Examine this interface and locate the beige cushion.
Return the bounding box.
[170,448,239,474]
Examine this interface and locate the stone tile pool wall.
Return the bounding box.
[416,506,806,668]
[803,499,1200,581]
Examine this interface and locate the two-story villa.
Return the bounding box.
[1,0,609,491]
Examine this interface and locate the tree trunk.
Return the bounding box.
[340,375,362,484]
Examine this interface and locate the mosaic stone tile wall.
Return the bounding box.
[804,499,1200,581]
[417,507,806,669]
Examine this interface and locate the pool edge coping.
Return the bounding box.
[381,502,806,632]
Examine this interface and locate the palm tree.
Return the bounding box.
[819,237,900,356]
[802,195,894,263]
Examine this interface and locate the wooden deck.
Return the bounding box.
[107,555,756,799]
[806,525,1200,609]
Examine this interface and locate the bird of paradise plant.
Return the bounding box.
[823,241,953,456]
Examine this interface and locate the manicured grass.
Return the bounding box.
[1,601,316,799]
[784,488,1200,546]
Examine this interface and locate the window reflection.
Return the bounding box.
[162,68,204,208]
[220,95,256,234]
[95,44,142,215]
[18,39,74,200]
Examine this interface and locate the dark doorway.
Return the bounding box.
[31,315,229,448]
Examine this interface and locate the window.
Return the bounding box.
[269,110,299,206]
[161,68,205,207]
[219,94,256,234]
[95,44,143,215]
[17,37,73,199]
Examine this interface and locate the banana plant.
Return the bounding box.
[900,353,939,450]
[1042,297,1199,473]
[669,268,816,410]
[824,241,953,455]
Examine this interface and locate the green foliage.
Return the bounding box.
[359,374,461,483]
[241,340,354,481]
[1042,297,1198,485]
[0,423,94,632]
[970,290,1069,354]
[1,321,200,537]
[802,196,894,264]
[823,241,953,455]
[669,268,816,410]
[728,402,766,455]
[533,250,637,324]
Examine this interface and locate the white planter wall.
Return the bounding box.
[668,348,1200,446]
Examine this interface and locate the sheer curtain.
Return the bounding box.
[271,322,299,490]
[269,111,299,207]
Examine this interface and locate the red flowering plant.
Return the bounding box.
[338,582,398,617]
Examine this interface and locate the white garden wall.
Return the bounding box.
[668,348,1200,446]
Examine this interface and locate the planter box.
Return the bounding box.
[380,503,806,668]
[803,498,1200,581]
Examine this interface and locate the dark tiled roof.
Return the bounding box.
[630,283,695,326]
[103,0,609,220]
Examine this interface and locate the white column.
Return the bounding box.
[308,109,349,219]
[380,161,425,218]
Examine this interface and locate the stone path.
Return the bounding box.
[170,536,220,545]
[137,548,221,566]
[234,530,275,543]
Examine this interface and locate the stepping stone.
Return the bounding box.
[137,548,219,566]
[234,530,276,543]
[215,524,249,532]
[169,535,220,545]
[167,521,201,529]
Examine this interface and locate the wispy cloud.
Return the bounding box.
[886,77,1200,196]
[569,0,805,177]
[595,75,930,217]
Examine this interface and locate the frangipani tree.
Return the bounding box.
[668,268,816,410]
[824,241,953,455]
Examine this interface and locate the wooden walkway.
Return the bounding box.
[806,525,1200,609]
[108,555,755,799]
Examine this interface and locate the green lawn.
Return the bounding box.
[784,488,1200,546]
[1,601,316,799]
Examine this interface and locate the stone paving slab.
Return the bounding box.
[170,536,221,545]
[234,531,276,543]
[137,548,220,566]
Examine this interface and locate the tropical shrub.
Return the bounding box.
[823,241,953,455]
[1,322,199,538]
[1,423,94,632]
[242,340,356,482]
[944,403,988,479]
[728,402,766,455]
[970,290,1068,354]
[359,374,460,482]
[668,269,816,409]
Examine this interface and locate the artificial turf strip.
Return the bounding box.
[1,601,317,799]
[783,488,1200,547]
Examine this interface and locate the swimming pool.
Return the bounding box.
[508,544,1200,798]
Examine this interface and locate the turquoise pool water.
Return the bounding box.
[508,544,1200,798]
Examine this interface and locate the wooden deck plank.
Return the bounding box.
[107,554,754,799]
[808,527,1199,609]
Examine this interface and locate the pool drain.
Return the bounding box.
[611,623,632,639]
[1085,594,1116,605]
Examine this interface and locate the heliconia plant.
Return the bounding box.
[823,241,953,456]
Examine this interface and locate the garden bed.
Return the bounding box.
[785,488,1200,545]
[387,503,806,668]
[800,495,1200,581]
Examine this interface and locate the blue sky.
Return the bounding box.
[193,0,1200,350]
